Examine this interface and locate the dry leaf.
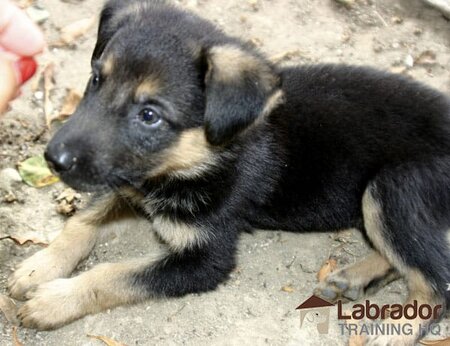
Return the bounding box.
[56,188,81,215]
[60,17,96,45]
[317,258,337,282]
[415,50,437,66]
[18,155,59,188]
[47,89,81,125]
[56,188,79,203]
[56,199,76,215]
[0,295,19,325]
[87,334,127,346]
[0,232,49,246]
[420,338,450,346]
[12,327,24,346]
[43,63,55,128]
[281,285,295,293]
[348,335,365,346]
[59,89,81,119]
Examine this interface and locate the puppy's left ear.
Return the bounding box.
[203,45,283,146]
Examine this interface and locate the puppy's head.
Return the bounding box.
[45,0,282,191]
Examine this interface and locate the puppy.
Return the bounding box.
[8,0,450,344]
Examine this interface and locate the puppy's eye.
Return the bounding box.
[92,74,100,87]
[139,107,162,126]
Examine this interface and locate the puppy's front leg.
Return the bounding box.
[8,193,121,300]
[18,225,238,330]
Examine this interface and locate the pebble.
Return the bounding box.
[404,54,414,68]
[0,168,22,192]
[34,91,44,100]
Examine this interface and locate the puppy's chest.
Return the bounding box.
[125,188,210,252]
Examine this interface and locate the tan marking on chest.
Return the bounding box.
[152,215,209,252]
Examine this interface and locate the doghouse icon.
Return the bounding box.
[296,295,334,334]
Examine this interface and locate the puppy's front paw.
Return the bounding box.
[8,249,67,300]
[18,278,87,330]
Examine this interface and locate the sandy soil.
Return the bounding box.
[0,0,449,345]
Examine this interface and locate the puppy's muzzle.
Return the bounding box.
[45,142,78,173]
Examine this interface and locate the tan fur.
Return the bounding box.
[102,55,115,75]
[152,215,209,252]
[150,128,216,179]
[208,45,278,90]
[315,251,397,303]
[134,79,161,101]
[110,2,152,28]
[261,89,284,117]
[362,185,443,346]
[365,270,443,346]
[8,193,121,300]
[18,253,165,330]
[336,251,392,286]
[362,186,407,274]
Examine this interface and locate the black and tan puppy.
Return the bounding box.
[8,0,450,344]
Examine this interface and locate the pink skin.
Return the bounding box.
[0,0,45,112]
[0,0,45,57]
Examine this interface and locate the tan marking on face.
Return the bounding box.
[102,55,115,76]
[134,79,161,101]
[150,128,216,179]
[208,45,279,90]
[152,215,209,252]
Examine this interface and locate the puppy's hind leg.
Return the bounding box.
[315,251,400,303]
[362,161,450,346]
[8,193,122,300]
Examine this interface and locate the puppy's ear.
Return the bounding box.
[92,0,134,61]
[203,45,282,146]
[92,3,121,61]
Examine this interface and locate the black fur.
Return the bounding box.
[45,0,450,324]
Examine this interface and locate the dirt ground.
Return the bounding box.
[0,0,449,345]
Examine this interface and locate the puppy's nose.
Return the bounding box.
[44,143,77,173]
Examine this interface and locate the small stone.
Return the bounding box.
[404,54,414,68]
[391,16,403,24]
[34,91,44,100]
[3,191,17,203]
[248,0,260,11]
[413,28,423,36]
[0,168,22,192]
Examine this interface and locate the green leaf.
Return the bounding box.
[18,155,59,188]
